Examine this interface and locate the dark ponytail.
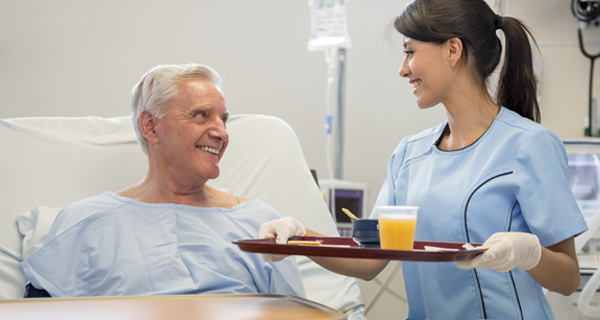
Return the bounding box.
[394,0,540,123]
[496,18,540,123]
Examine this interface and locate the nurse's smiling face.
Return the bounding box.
[399,37,456,109]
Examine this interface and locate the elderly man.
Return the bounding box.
[21,64,305,298]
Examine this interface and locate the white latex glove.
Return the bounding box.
[258,217,306,262]
[456,232,542,272]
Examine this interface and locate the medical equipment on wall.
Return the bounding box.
[308,0,351,180]
[319,179,367,236]
[572,0,600,137]
[547,140,600,318]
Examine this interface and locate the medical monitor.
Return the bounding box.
[319,179,368,237]
[564,139,600,223]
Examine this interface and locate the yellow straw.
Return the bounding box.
[341,208,358,220]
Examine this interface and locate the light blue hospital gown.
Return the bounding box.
[371,107,587,320]
[21,192,305,298]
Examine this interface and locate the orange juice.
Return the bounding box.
[379,217,417,250]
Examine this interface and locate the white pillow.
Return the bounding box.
[17,206,62,260]
[0,245,27,299]
[0,205,60,299]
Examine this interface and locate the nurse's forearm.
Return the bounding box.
[526,237,579,296]
[304,228,389,280]
[308,255,389,280]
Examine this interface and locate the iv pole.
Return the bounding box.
[335,48,347,179]
[308,0,350,180]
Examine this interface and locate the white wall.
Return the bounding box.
[2,0,597,212]
[1,0,597,318]
[0,0,448,211]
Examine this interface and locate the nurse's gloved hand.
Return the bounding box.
[456,232,542,272]
[258,217,306,262]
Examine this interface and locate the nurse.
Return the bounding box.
[259,0,588,319]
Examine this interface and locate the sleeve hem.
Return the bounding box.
[537,218,588,247]
[21,261,64,297]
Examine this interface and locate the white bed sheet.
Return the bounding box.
[0,114,365,319]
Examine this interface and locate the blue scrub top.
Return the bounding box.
[371,107,587,320]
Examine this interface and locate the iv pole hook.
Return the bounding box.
[578,28,600,137]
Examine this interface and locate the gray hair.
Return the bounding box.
[130,63,223,153]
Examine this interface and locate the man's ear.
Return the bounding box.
[140,110,159,144]
[446,37,464,68]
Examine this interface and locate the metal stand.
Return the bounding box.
[335,48,347,179]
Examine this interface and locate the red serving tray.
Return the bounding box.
[234,236,486,262]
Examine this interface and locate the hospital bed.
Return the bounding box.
[0,114,365,319]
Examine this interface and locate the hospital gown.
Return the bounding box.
[21,192,305,298]
[372,107,587,320]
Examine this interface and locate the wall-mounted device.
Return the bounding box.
[319,179,368,237]
[572,0,600,28]
[572,0,600,136]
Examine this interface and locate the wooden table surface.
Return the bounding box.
[0,294,346,320]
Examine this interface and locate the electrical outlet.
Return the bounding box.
[581,231,600,254]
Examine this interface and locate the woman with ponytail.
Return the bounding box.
[260,1,586,318]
